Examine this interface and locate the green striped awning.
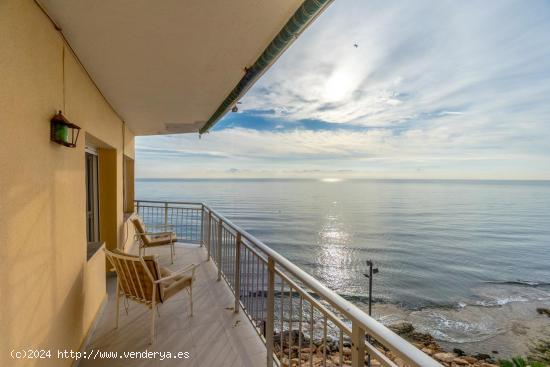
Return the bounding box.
[199,0,333,134]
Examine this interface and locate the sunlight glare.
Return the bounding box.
[321,178,342,183]
[323,68,356,102]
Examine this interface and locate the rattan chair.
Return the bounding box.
[105,248,197,344]
[131,215,177,263]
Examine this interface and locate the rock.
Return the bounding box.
[427,343,440,351]
[536,307,550,317]
[473,353,492,361]
[312,355,323,367]
[274,330,308,347]
[462,356,478,364]
[434,352,456,363]
[388,322,436,346]
[389,322,415,335]
[364,356,383,366]
[452,357,469,365]
[301,347,314,354]
[341,347,352,356]
[326,340,340,353]
[393,357,406,367]
[453,348,466,356]
[421,347,433,355]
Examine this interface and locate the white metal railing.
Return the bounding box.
[135,201,203,243]
[135,200,442,367]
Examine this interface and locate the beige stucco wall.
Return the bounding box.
[0,1,135,366]
[82,245,107,345]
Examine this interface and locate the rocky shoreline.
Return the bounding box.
[369,298,550,360]
[273,322,502,367]
[386,322,500,366]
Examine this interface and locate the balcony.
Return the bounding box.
[81,243,266,367]
[82,201,440,367]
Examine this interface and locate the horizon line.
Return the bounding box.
[135,177,550,182]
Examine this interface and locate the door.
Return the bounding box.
[85,151,100,243]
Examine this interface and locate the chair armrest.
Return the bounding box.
[148,224,175,229]
[154,264,197,284]
[136,231,173,236]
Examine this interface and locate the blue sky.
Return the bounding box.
[137,0,550,180]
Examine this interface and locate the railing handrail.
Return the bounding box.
[135,199,441,367]
[135,199,203,206]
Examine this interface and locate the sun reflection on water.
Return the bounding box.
[315,208,356,290]
[320,178,343,183]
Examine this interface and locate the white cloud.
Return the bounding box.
[137,0,550,180]
[136,124,549,179]
[242,0,550,130]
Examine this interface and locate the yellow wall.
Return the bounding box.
[82,244,107,343]
[0,1,135,366]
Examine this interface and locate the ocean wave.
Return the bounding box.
[473,295,529,307]
[340,292,548,313]
[339,292,467,311]
[483,280,550,287]
[340,293,390,305]
[411,312,505,344]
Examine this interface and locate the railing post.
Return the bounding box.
[217,218,222,281]
[164,202,169,226]
[199,204,204,247]
[206,212,211,261]
[351,321,366,367]
[234,232,241,313]
[266,256,275,367]
[136,201,140,215]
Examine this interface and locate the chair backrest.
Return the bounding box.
[131,215,151,245]
[105,248,162,304]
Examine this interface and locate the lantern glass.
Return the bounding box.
[55,123,69,143]
[50,111,80,148]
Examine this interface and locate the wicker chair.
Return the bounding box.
[104,248,197,344]
[131,215,177,263]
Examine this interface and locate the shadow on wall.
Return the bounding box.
[1,179,87,366]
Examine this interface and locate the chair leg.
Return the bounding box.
[115,279,120,329]
[189,284,193,317]
[123,296,130,315]
[150,292,157,344]
[170,243,174,264]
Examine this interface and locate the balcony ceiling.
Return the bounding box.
[40,0,303,135]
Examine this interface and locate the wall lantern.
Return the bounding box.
[50,111,81,148]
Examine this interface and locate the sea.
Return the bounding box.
[136,178,550,357]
